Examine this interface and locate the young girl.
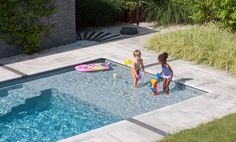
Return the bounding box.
[158,52,173,94]
[131,50,145,88]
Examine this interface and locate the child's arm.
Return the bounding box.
[160,70,163,75]
[160,70,163,74]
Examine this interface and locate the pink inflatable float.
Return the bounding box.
[75,63,110,72]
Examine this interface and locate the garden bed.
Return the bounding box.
[146,25,236,74]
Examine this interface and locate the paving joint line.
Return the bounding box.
[0,64,28,77]
[127,118,169,136]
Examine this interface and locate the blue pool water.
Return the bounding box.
[0,59,205,142]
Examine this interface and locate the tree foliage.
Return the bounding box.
[142,0,236,31]
[218,0,236,31]
[0,0,55,54]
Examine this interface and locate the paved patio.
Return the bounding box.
[0,24,236,142]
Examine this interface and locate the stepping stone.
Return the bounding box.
[76,32,82,40]
[87,31,96,40]
[98,34,124,42]
[83,31,88,40]
[95,33,111,41]
[91,32,104,40]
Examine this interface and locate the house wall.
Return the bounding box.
[0,0,76,58]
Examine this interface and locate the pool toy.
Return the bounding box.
[113,73,121,78]
[113,73,118,78]
[75,63,110,72]
[150,79,158,96]
[124,59,131,65]
[156,73,162,80]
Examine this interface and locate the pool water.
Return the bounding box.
[0,59,205,142]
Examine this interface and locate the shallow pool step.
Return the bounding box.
[0,85,41,116]
[0,84,23,98]
[0,89,52,120]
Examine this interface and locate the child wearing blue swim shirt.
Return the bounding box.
[158,52,173,94]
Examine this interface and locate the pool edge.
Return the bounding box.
[0,58,209,142]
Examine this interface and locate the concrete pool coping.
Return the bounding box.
[0,25,236,142]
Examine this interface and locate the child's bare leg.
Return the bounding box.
[165,80,171,94]
[131,69,138,88]
[132,77,137,88]
[163,78,167,93]
[134,78,138,88]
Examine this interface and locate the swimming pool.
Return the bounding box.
[0,59,205,141]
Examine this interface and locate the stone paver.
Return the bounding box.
[0,24,235,142]
[60,121,162,142]
[0,67,21,82]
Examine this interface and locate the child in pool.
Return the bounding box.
[158,52,173,94]
[131,50,145,88]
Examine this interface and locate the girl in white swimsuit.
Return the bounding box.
[158,52,173,94]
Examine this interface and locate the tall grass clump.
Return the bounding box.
[146,25,236,74]
[142,0,190,25]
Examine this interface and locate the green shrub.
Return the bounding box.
[0,0,55,54]
[142,0,190,25]
[187,0,236,32]
[146,25,236,74]
[188,0,219,23]
[141,0,236,32]
[76,0,122,29]
[122,0,138,11]
[218,0,236,31]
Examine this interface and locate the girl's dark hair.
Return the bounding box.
[158,52,169,63]
[163,52,168,59]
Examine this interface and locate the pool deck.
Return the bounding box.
[0,24,236,142]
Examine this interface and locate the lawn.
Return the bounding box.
[158,113,236,142]
[146,25,236,74]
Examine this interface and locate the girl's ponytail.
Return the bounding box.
[163,52,168,60]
